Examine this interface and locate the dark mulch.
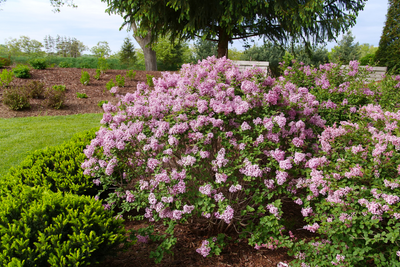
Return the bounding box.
[0,66,162,118]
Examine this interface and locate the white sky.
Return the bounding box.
[0,0,389,54]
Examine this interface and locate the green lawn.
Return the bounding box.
[0,113,103,177]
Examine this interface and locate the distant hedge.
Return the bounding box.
[0,55,128,70]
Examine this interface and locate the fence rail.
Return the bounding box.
[341,66,387,81]
[233,61,387,81]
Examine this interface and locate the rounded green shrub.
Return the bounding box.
[0,184,127,266]
[3,87,30,110]
[0,57,12,67]
[25,80,45,99]
[29,58,47,70]
[4,128,99,196]
[58,62,71,68]
[80,70,90,86]
[0,68,15,87]
[44,86,66,109]
[12,64,31,78]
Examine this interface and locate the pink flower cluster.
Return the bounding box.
[196,240,211,257]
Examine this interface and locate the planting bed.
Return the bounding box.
[0,66,298,266]
[0,67,162,118]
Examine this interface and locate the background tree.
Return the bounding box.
[0,44,7,55]
[375,0,400,73]
[228,48,244,61]
[242,42,286,76]
[191,38,218,62]
[46,35,87,57]
[101,0,366,59]
[290,44,329,67]
[359,43,378,58]
[119,37,137,67]
[90,41,111,58]
[4,36,44,56]
[153,35,191,71]
[329,31,361,64]
[357,43,378,66]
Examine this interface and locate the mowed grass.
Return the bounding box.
[0,113,103,177]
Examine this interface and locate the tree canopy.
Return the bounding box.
[329,31,361,64]
[102,0,367,58]
[90,41,112,58]
[375,0,400,73]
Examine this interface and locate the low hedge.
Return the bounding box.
[0,184,127,266]
[4,127,99,196]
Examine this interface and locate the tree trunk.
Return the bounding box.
[217,28,229,58]
[142,45,157,71]
[131,21,157,71]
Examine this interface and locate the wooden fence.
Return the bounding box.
[233,60,387,81]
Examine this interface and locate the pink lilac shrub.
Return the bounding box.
[82,56,400,265]
[281,60,380,126]
[290,104,400,266]
[81,56,326,261]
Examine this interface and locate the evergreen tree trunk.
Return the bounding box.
[131,21,157,71]
[217,28,229,58]
[142,45,157,71]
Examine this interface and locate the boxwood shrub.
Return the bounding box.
[0,184,127,266]
[4,128,99,196]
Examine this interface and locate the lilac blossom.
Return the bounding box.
[199,184,212,195]
[196,240,211,257]
[214,205,234,224]
[303,223,320,233]
[126,190,135,202]
[136,234,149,243]
[229,184,242,193]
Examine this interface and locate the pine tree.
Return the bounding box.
[375,0,400,73]
[192,39,218,62]
[330,31,360,64]
[119,37,137,66]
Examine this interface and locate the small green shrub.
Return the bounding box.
[0,57,12,67]
[94,69,101,80]
[25,80,45,99]
[12,64,31,78]
[76,92,88,98]
[0,69,14,87]
[80,70,90,86]
[146,74,154,87]
[52,84,66,92]
[106,79,115,91]
[0,185,128,266]
[4,128,98,195]
[3,87,30,110]
[126,70,136,80]
[97,57,109,74]
[79,62,92,69]
[58,62,71,68]
[29,58,47,70]
[45,87,65,109]
[115,74,125,87]
[97,100,108,108]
